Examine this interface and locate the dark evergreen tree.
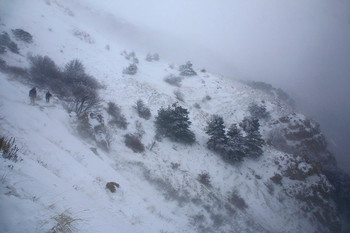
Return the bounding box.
[240,117,264,158]
[248,102,270,120]
[225,124,245,162]
[154,103,195,144]
[205,115,227,154]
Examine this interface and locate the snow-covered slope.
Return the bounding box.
[0,0,342,232]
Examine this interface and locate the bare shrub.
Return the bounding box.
[193,103,201,109]
[197,172,211,187]
[63,59,101,90]
[76,113,94,140]
[63,59,101,115]
[29,56,102,112]
[145,53,159,62]
[49,210,82,233]
[28,55,62,90]
[70,83,100,116]
[0,59,28,78]
[123,63,137,75]
[106,182,120,193]
[134,99,151,120]
[174,90,184,102]
[11,29,33,43]
[0,137,20,162]
[202,95,211,102]
[124,133,145,153]
[73,29,95,44]
[164,75,182,87]
[265,181,275,195]
[0,32,19,54]
[270,173,283,185]
[107,102,128,129]
[121,50,136,60]
[135,120,145,138]
[229,191,248,210]
[170,162,180,170]
[153,53,159,61]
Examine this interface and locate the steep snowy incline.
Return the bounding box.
[0,0,342,232]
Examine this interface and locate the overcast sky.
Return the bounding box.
[82,0,350,173]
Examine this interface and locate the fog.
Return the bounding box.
[82,0,350,173]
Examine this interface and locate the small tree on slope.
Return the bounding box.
[225,124,245,162]
[155,103,195,144]
[240,117,264,158]
[206,115,227,154]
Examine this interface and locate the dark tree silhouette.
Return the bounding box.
[240,117,264,158]
[155,103,195,144]
[206,115,227,154]
[225,124,245,162]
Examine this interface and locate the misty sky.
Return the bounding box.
[81,0,350,172]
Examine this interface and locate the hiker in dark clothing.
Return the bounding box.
[45,91,52,103]
[29,87,37,105]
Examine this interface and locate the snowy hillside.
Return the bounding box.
[0,1,345,232]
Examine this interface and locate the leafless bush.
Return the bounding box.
[202,95,211,102]
[124,133,145,153]
[11,29,33,43]
[134,100,151,120]
[164,75,182,87]
[174,90,184,102]
[197,172,211,187]
[29,55,62,89]
[107,102,128,129]
[171,162,180,170]
[0,58,28,78]
[0,32,19,54]
[49,210,82,233]
[73,29,95,44]
[70,83,100,116]
[135,120,145,138]
[265,181,275,195]
[229,191,248,210]
[0,137,20,162]
[193,103,201,109]
[145,53,159,61]
[123,63,137,75]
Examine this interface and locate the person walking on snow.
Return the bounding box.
[29,87,37,105]
[45,90,52,103]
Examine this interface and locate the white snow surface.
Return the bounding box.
[0,1,335,232]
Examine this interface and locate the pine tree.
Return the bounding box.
[205,115,227,154]
[240,117,264,158]
[248,102,270,120]
[225,124,245,162]
[155,103,195,144]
